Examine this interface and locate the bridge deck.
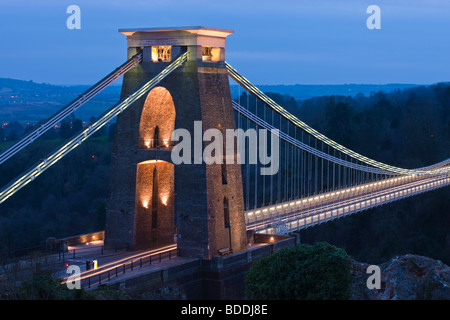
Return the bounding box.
[246,174,450,235]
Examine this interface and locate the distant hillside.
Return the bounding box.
[0,78,122,123]
[0,78,122,96]
[0,77,430,123]
[231,84,421,100]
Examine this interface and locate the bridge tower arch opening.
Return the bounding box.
[134,160,174,250]
[139,86,176,149]
[132,86,177,250]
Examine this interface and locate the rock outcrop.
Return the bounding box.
[350,254,450,300]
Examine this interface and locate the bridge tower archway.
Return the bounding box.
[133,160,174,250]
[138,86,176,149]
[132,86,176,250]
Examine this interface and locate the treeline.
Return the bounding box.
[296,83,450,265]
[0,115,115,143]
[0,116,115,253]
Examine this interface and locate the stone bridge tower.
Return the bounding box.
[104,26,247,258]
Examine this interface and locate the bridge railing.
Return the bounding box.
[70,247,178,289]
[244,173,425,226]
[0,241,101,264]
[253,175,450,234]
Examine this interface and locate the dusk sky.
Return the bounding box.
[0,0,449,85]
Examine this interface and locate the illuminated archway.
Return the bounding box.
[133,160,175,249]
[139,86,176,149]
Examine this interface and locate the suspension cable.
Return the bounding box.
[0,52,187,205]
[226,62,450,176]
[0,51,143,166]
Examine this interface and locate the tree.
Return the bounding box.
[12,274,98,300]
[324,101,355,147]
[108,122,116,141]
[59,120,72,139]
[6,129,18,141]
[0,123,5,142]
[72,118,83,134]
[245,242,352,300]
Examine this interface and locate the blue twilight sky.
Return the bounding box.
[0,0,449,86]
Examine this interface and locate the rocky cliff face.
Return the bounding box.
[350,254,450,300]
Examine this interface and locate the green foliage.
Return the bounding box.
[134,285,187,300]
[0,124,112,252]
[91,285,129,300]
[300,84,450,168]
[3,274,130,300]
[245,242,351,300]
[15,275,97,300]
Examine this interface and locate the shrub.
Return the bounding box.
[245,242,351,300]
[15,275,97,300]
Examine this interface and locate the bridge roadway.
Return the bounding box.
[246,173,450,235]
[60,243,180,289]
[62,241,267,289]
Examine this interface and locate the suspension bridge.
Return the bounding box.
[0,26,449,265]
